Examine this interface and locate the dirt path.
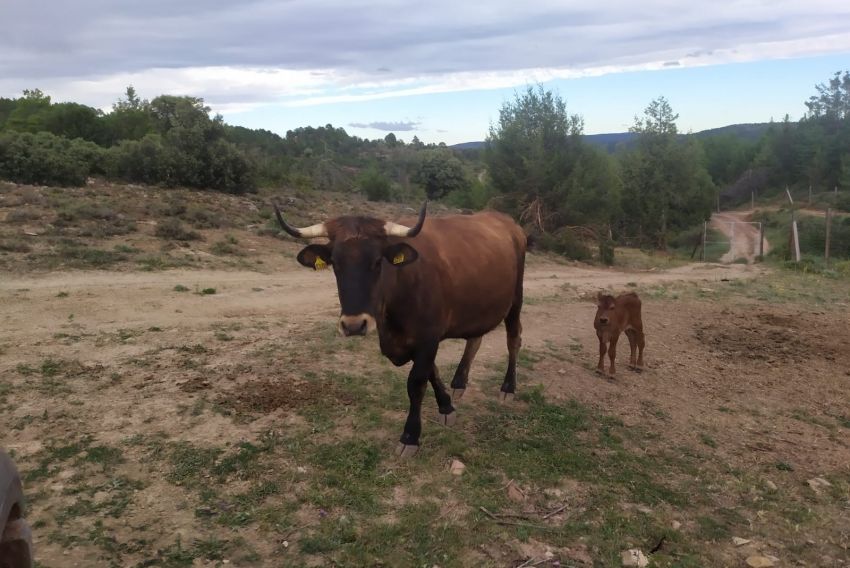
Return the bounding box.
[0,260,764,346]
[711,211,770,263]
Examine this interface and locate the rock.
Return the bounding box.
[733,537,752,546]
[506,480,525,503]
[564,545,593,564]
[621,549,649,567]
[807,477,832,492]
[449,459,465,476]
[671,520,682,530]
[558,369,566,375]
[636,505,652,515]
[764,480,777,491]
[746,556,776,568]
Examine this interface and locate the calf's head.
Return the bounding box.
[594,293,617,327]
[274,202,426,336]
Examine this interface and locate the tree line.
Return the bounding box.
[1,71,848,259]
[0,87,470,198]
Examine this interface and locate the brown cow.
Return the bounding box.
[1,450,32,568]
[593,292,645,377]
[274,202,528,457]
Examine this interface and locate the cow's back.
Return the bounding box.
[391,211,526,339]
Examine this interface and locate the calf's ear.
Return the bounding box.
[383,242,419,267]
[296,244,333,270]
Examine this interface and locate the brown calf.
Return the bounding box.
[593,292,645,377]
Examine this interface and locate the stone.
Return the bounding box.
[621,549,649,567]
[746,556,776,568]
[449,459,465,476]
[506,480,525,503]
[733,537,751,546]
[764,480,777,491]
[671,520,682,530]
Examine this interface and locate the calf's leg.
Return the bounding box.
[607,333,620,377]
[625,328,638,369]
[596,334,607,374]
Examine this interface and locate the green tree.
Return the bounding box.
[620,97,714,247]
[4,89,52,132]
[413,149,469,199]
[485,85,584,231]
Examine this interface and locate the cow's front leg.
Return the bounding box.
[430,365,456,427]
[596,334,607,374]
[397,342,438,458]
[608,333,619,378]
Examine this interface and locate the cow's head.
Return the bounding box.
[274,202,426,336]
[594,293,617,327]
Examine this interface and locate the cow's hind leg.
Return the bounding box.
[500,303,522,402]
[625,328,638,370]
[635,328,645,371]
[430,365,456,426]
[397,341,439,458]
[449,336,482,401]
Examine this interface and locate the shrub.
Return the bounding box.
[155,219,201,241]
[0,131,103,186]
[536,230,592,261]
[358,167,392,201]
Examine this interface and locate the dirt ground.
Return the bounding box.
[1,182,850,567]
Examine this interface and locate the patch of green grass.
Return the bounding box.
[173,284,190,292]
[700,433,718,448]
[307,439,394,514]
[472,391,685,506]
[199,287,216,295]
[56,291,69,298]
[775,461,794,472]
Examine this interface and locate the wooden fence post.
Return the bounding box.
[759,223,764,259]
[825,208,832,268]
[791,211,801,263]
[701,221,707,262]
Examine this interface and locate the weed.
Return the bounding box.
[173,284,190,292]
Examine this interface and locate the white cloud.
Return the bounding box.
[1,0,849,114]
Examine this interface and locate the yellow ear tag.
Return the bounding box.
[314,257,327,270]
[392,252,405,265]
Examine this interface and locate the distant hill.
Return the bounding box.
[451,122,772,153]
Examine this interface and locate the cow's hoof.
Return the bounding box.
[595,368,605,376]
[499,391,515,403]
[396,443,419,458]
[452,388,465,401]
[634,366,644,374]
[439,411,457,427]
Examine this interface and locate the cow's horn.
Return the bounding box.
[384,201,427,237]
[273,202,327,239]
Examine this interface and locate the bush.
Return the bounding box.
[0,131,104,186]
[598,237,615,265]
[106,134,173,185]
[536,229,592,261]
[358,166,392,201]
[155,219,201,241]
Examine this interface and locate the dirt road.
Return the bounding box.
[0,259,763,346]
[711,211,770,263]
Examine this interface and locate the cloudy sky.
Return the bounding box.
[2,1,850,143]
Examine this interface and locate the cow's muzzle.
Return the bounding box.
[339,314,376,337]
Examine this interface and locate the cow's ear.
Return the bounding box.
[383,242,419,267]
[297,244,332,271]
